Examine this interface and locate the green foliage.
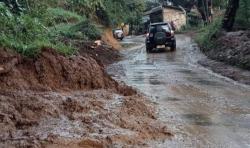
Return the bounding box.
[101,0,145,27]
[69,20,102,40]
[0,2,75,56]
[66,0,104,17]
[195,17,222,49]
[0,0,147,56]
[212,0,228,8]
[47,8,84,24]
[0,3,43,55]
[51,19,102,41]
[235,0,250,28]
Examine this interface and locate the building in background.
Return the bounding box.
[145,4,187,31]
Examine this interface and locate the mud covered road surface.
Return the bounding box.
[108,35,250,147]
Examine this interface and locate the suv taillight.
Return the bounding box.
[166,30,174,37]
[171,30,174,36]
[166,32,171,37]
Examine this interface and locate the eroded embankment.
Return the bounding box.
[198,30,250,84]
[0,47,118,91]
[0,45,171,147]
[202,31,250,70]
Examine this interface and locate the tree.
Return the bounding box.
[222,0,240,31]
[0,0,23,14]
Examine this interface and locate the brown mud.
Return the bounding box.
[101,29,122,50]
[0,90,171,148]
[0,43,171,147]
[0,47,117,91]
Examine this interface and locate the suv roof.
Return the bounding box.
[150,22,168,26]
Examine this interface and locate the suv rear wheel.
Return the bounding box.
[146,45,153,53]
[170,44,176,51]
[170,40,176,52]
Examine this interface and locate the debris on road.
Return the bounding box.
[0,42,171,147]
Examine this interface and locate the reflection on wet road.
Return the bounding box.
[107,35,250,148]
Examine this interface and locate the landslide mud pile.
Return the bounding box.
[0,46,171,147]
[0,47,117,91]
[0,90,171,147]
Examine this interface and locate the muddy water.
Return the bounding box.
[108,35,250,148]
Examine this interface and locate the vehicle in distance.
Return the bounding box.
[113,29,124,40]
[145,22,176,52]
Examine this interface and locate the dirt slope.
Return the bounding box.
[0,47,118,91]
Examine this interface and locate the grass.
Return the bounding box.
[0,2,100,57]
[195,17,222,50]
[47,8,84,24]
[50,20,102,41]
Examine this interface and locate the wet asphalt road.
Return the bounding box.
[107,35,250,148]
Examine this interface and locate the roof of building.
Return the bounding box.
[145,5,184,16]
[150,22,168,26]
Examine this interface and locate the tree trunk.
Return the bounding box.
[222,0,240,31]
[197,0,213,24]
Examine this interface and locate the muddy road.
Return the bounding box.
[108,35,250,147]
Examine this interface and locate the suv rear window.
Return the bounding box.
[161,25,171,32]
[149,24,171,33]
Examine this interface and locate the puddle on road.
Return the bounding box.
[189,78,224,86]
[182,114,213,126]
[165,97,182,102]
[149,79,165,85]
[169,84,209,98]
[220,114,250,129]
[177,69,196,75]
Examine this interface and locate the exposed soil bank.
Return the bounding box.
[202,31,250,70]
[0,43,171,147]
[194,30,250,84]
[0,47,118,91]
[101,29,122,50]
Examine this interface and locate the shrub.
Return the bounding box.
[70,20,102,40]
[47,8,84,25]
[0,3,44,56]
[235,0,250,29]
[0,2,75,56]
[195,17,222,50]
[53,19,102,41]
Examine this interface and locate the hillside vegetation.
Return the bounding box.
[0,0,145,56]
[194,0,250,70]
[195,0,249,45]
